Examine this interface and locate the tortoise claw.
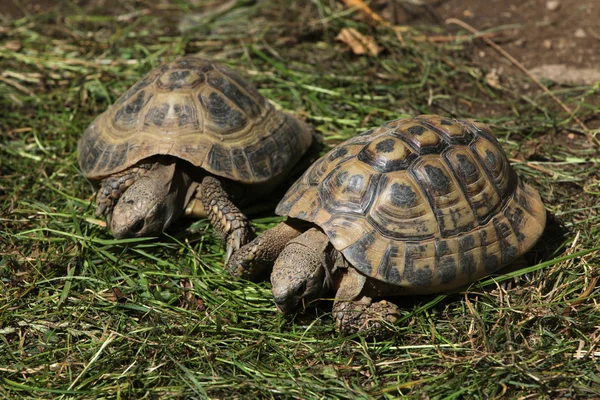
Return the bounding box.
[225,225,253,265]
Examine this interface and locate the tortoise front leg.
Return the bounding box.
[200,176,255,264]
[96,161,154,223]
[333,268,400,338]
[227,221,305,281]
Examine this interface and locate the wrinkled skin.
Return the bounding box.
[271,228,331,313]
[110,175,181,238]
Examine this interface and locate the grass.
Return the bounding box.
[1,0,600,398]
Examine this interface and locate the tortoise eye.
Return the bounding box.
[130,219,144,234]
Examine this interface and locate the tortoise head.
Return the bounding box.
[270,229,330,314]
[110,176,174,238]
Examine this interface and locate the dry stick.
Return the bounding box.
[446,18,599,148]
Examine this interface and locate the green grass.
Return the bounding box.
[1,0,600,398]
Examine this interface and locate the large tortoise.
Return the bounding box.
[78,57,313,259]
[227,115,546,335]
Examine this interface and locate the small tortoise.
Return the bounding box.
[78,57,313,259]
[228,115,546,335]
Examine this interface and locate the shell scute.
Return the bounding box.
[411,156,475,237]
[357,135,417,172]
[198,91,247,135]
[388,118,447,154]
[367,171,438,240]
[208,72,261,118]
[318,159,379,215]
[444,146,502,224]
[157,69,204,90]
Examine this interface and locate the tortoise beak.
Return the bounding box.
[273,295,298,314]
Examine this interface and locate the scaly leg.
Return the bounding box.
[200,176,255,264]
[227,221,304,280]
[333,268,400,338]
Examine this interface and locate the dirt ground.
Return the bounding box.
[377,0,600,70]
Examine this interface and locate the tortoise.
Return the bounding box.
[227,115,546,336]
[78,57,313,259]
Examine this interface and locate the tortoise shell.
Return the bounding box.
[78,57,312,184]
[276,115,546,293]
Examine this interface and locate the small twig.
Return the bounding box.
[413,32,500,43]
[446,18,599,148]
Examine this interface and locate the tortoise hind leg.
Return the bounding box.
[333,268,400,338]
[200,175,255,264]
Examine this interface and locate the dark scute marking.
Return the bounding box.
[503,245,517,262]
[343,174,364,193]
[460,252,476,276]
[496,221,511,239]
[115,90,146,124]
[270,118,293,155]
[167,71,191,89]
[456,154,478,181]
[381,158,412,173]
[245,142,271,179]
[483,254,500,272]
[439,257,457,284]
[404,245,433,286]
[175,104,195,127]
[94,143,112,172]
[231,148,251,181]
[357,128,375,137]
[207,144,233,176]
[114,77,152,106]
[504,206,526,242]
[484,149,498,171]
[515,182,532,214]
[413,266,433,286]
[170,70,190,80]
[390,183,417,208]
[208,75,260,118]
[106,143,129,171]
[202,92,247,133]
[329,146,348,160]
[357,147,412,173]
[375,138,395,153]
[150,104,169,127]
[436,240,451,257]
[275,189,302,216]
[296,211,307,219]
[386,265,402,284]
[416,140,448,156]
[458,235,477,276]
[441,119,454,126]
[424,164,450,193]
[459,235,476,251]
[407,125,427,136]
[307,158,328,186]
[494,219,518,264]
[343,234,376,276]
[334,170,349,187]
